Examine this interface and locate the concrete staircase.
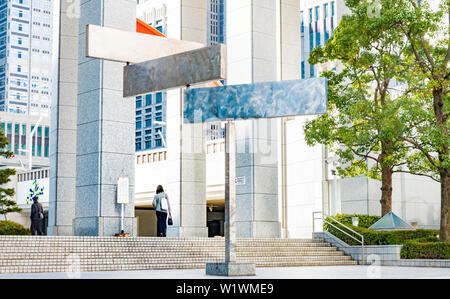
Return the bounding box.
[0,236,357,274]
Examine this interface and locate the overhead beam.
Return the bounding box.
[183,78,328,123]
[123,44,227,97]
[86,24,204,64]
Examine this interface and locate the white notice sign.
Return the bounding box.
[235,176,246,186]
[117,177,129,204]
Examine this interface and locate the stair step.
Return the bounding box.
[0,251,344,259]
[0,237,357,274]
[0,255,353,266]
[0,260,358,274]
[0,240,327,247]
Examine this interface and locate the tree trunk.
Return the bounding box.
[433,89,449,242]
[380,166,393,216]
[439,165,450,243]
[379,142,394,216]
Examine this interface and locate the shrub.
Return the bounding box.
[401,240,450,259]
[324,216,439,246]
[0,220,30,235]
[332,214,381,229]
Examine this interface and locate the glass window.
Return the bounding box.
[316,30,321,47]
[136,99,142,109]
[156,92,163,103]
[44,126,49,158]
[145,94,152,106]
[310,65,315,77]
[145,119,152,128]
[301,61,305,79]
[300,11,304,34]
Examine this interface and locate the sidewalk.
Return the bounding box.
[1,265,449,279]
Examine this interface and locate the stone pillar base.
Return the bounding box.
[47,225,74,236]
[167,226,208,238]
[73,217,137,237]
[206,262,256,276]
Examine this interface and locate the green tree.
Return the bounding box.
[304,0,418,216]
[0,125,19,221]
[305,0,449,242]
[388,0,449,242]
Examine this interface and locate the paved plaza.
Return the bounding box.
[1,266,449,279]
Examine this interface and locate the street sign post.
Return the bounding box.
[86,25,328,276]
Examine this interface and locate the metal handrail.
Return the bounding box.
[313,211,365,265]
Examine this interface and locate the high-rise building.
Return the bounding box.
[300,0,347,79]
[0,0,54,116]
[207,0,225,45]
[135,3,167,152]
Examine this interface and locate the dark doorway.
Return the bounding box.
[207,220,221,237]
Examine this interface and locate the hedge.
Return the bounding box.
[331,214,381,229]
[323,215,448,259]
[0,220,30,235]
[401,240,450,259]
[324,215,439,246]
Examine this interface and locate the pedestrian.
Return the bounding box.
[30,196,44,235]
[152,185,172,237]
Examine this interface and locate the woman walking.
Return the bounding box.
[152,185,172,237]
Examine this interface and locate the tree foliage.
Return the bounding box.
[0,125,19,221]
[305,0,449,241]
[304,0,414,215]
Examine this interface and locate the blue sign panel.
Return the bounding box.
[183,78,328,123]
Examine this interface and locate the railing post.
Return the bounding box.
[362,236,365,265]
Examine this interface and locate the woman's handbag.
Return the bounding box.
[168,214,173,226]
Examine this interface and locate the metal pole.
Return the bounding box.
[312,212,315,237]
[362,236,365,265]
[120,203,124,233]
[28,117,42,170]
[28,134,32,170]
[225,120,236,263]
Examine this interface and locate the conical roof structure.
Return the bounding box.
[369,211,414,231]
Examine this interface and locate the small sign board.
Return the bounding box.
[117,177,129,204]
[183,78,328,123]
[235,176,246,186]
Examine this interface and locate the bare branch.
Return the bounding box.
[394,170,441,183]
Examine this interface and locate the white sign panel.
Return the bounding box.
[86,25,204,64]
[235,176,246,186]
[17,178,50,206]
[117,177,129,204]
